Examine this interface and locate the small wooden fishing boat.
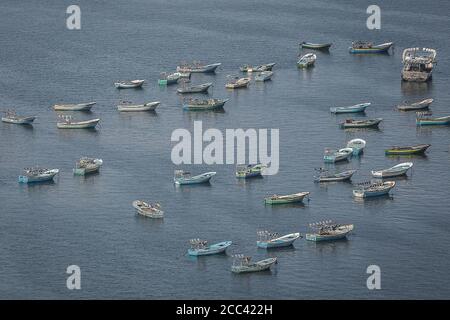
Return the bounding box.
[353,181,396,198]
[349,41,394,54]
[2,110,36,124]
[264,192,310,205]
[300,42,332,50]
[73,157,103,175]
[231,255,277,273]
[340,118,382,129]
[177,82,212,94]
[330,102,371,114]
[416,114,450,126]
[235,164,265,179]
[174,170,216,185]
[53,102,96,111]
[57,116,100,129]
[158,72,181,85]
[402,48,436,82]
[256,231,301,249]
[114,79,145,89]
[18,167,59,183]
[371,162,413,178]
[188,239,232,256]
[132,200,164,218]
[397,98,433,111]
[225,76,251,89]
[385,144,430,155]
[239,63,276,73]
[182,98,228,111]
[314,168,356,182]
[297,53,316,68]
[176,62,221,73]
[323,147,353,163]
[117,101,160,112]
[306,221,353,242]
[255,71,273,82]
[346,138,366,156]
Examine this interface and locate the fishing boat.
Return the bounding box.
[346,138,366,155]
[314,168,356,182]
[416,113,450,126]
[385,144,430,155]
[173,170,216,185]
[402,48,436,82]
[300,42,332,50]
[73,157,103,175]
[349,41,394,54]
[397,98,433,111]
[306,221,354,242]
[18,167,59,183]
[114,79,145,89]
[158,72,181,85]
[225,76,251,89]
[254,71,273,82]
[53,102,96,111]
[256,231,301,249]
[264,192,310,205]
[177,82,212,94]
[182,98,228,111]
[176,62,221,73]
[239,63,276,73]
[235,164,265,179]
[117,101,160,112]
[330,102,371,114]
[57,115,100,129]
[340,118,382,129]
[353,181,396,198]
[297,53,316,68]
[323,148,353,163]
[231,255,277,274]
[187,239,232,256]
[371,162,413,178]
[1,110,36,124]
[132,200,164,218]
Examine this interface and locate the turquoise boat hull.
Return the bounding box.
[188,241,232,256]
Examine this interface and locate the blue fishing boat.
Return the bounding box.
[330,102,371,114]
[349,41,394,54]
[18,167,59,183]
[323,148,353,163]
[306,221,354,242]
[256,231,301,249]
[416,114,450,126]
[235,164,265,178]
[174,170,216,185]
[353,181,396,198]
[346,138,366,155]
[188,239,232,256]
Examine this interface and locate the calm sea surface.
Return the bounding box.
[1,0,450,299]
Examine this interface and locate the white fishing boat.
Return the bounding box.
[397,98,433,111]
[264,192,310,205]
[255,71,273,82]
[256,231,301,249]
[132,200,164,218]
[371,162,413,178]
[346,138,366,155]
[314,168,356,182]
[2,110,36,124]
[297,53,316,68]
[73,157,103,175]
[177,82,212,94]
[57,115,100,129]
[239,63,276,73]
[353,181,396,198]
[323,148,353,163]
[231,255,277,273]
[117,101,160,112]
[225,76,250,89]
[176,62,221,73]
[306,221,354,242]
[174,170,216,185]
[18,167,59,183]
[114,79,145,89]
[53,102,96,111]
[330,103,371,114]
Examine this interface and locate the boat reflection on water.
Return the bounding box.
[353,193,393,204]
[401,80,433,95]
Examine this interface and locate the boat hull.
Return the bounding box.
[385,145,430,155]
[177,83,212,94]
[231,258,277,273]
[18,170,59,183]
[341,118,382,129]
[188,241,232,256]
[174,172,216,185]
[300,42,332,50]
[177,63,221,73]
[53,102,96,111]
[330,103,370,114]
[117,101,160,112]
[114,80,145,89]
[353,182,395,198]
[57,119,100,129]
[315,170,356,182]
[264,192,309,205]
[2,116,36,124]
[416,116,450,126]
[349,42,393,54]
[306,232,349,242]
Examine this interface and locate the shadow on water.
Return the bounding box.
[305,237,351,253]
[264,202,307,211]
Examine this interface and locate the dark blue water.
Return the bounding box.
[1,0,450,299]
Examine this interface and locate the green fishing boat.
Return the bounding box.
[385,144,430,155]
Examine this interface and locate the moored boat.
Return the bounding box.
[264,192,310,205]
[174,170,216,185]
[346,138,366,155]
[18,167,59,183]
[182,98,228,111]
[57,116,100,129]
[323,147,353,163]
[349,41,393,54]
[416,114,450,126]
[188,239,232,256]
[117,101,160,112]
[371,162,413,178]
[231,255,277,273]
[306,221,354,242]
[314,168,356,182]
[73,157,103,175]
[225,76,251,89]
[235,164,265,179]
[297,53,316,68]
[353,181,396,198]
[300,42,332,50]
[114,79,145,89]
[2,110,36,124]
[401,48,436,82]
[53,102,96,111]
[385,144,430,155]
[256,231,301,249]
[158,72,181,85]
[177,82,212,94]
[340,118,382,129]
[330,102,371,114]
[132,200,164,218]
[239,63,276,73]
[176,62,221,73]
[254,71,273,82]
[397,98,433,111]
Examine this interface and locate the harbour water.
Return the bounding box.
[1,0,450,299]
